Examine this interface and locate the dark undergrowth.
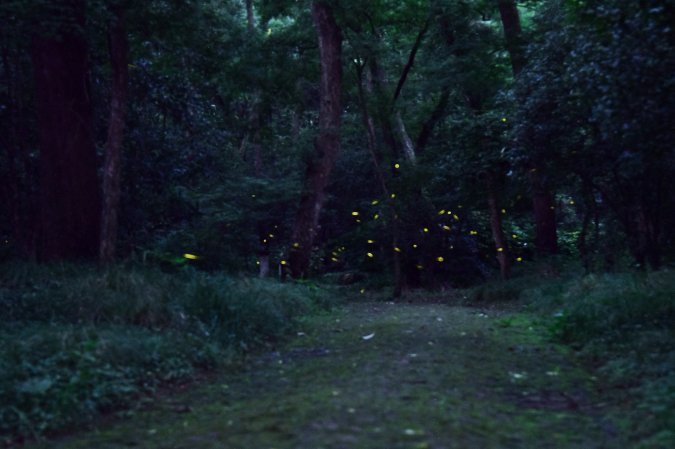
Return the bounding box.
[467,266,675,448]
[0,262,340,445]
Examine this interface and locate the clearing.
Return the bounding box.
[25,302,631,449]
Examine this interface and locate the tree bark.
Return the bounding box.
[245,0,255,32]
[100,6,129,264]
[31,0,101,261]
[486,172,512,280]
[497,0,558,256]
[497,0,525,76]
[289,1,342,278]
[530,168,558,255]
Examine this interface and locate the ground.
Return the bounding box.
[24,302,631,449]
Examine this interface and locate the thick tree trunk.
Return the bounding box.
[530,169,558,255]
[497,0,525,76]
[289,1,342,278]
[497,0,558,256]
[486,172,511,280]
[100,7,129,264]
[245,0,255,32]
[1,46,37,258]
[31,0,101,261]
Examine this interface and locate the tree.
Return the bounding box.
[497,0,558,257]
[100,3,130,264]
[31,0,101,261]
[289,1,343,278]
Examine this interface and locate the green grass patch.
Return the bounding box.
[517,269,675,446]
[0,262,341,443]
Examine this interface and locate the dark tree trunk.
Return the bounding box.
[497,0,558,256]
[31,0,101,261]
[497,0,525,76]
[100,6,129,264]
[1,46,37,258]
[486,172,511,280]
[245,0,255,32]
[530,169,558,255]
[289,1,342,278]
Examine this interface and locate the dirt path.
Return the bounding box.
[26,303,628,449]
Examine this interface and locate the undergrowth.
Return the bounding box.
[466,267,675,447]
[0,262,339,444]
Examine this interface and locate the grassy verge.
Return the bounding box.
[0,263,339,444]
[466,268,675,447]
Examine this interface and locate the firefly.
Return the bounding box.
[470,230,478,235]
[501,117,507,122]
[367,239,375,244]
[280,260,287,265]
[512,234,518,239]
[416,264,424,270]
[412,244,418,248]
[423,228,429,233]
[352,211,360,216]
[390,193,396,199]
[439,209,446,215]
[374,214,380,220]
[497,247,504,252]
[371,200,379,205]
[183,253,199,260]
[293,242,300,248]
[453,214,460,221]
[331,257,339,262]
[501,209,506,214]
[436,256,444,262]
[517,257,523,262]
[367,252,374,258]
[394,163,400,169]
[394,247,402,252]
[442,225,451,231]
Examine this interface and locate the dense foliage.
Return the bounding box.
[0,262,336,441]
[0,0,673,445]
[1,0,672,279]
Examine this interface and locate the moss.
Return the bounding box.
[25,303,636,449]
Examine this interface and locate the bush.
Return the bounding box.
[0,262,338,442]
[523,270,675,444]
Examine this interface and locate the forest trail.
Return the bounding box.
[26,302,629,449]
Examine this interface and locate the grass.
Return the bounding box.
[20,303,630,449]
[460,266,675,447]
[0,262,340,444]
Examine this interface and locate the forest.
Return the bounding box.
[1,0,674,447]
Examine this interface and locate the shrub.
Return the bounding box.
[0,262,338,442]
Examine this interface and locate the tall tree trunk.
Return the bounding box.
[245,0,255,32]
[486,172,511,280]
[497,0,525,76]
[497,0,558,256]
[530,169,558,255]
[1,46,37,258]
[100,6,129,264]
[31,0,101,261]
[288,1,342,278]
